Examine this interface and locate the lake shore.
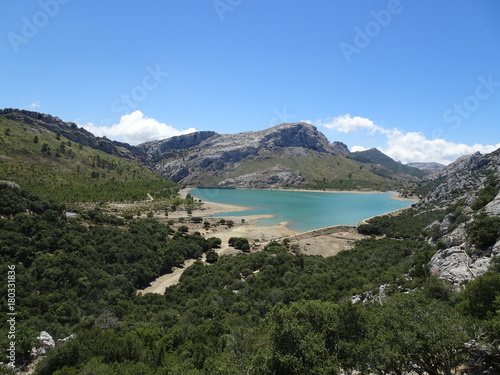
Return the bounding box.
[138,187,416,295]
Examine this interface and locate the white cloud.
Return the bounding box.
[28,101,41,109]
[351,145,369,152]
[82,111,197,145]
[319,114,500,165]
[380,130,500,165]
[319,114,384,134]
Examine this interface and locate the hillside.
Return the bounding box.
[351,148,425,178]
[139,122,421,190]
[0,112,176,202]
[1,150,499,373]
[407,161,445,171]
[0,110,499,373]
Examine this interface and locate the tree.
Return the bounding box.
[267,301,342,374]
[207,237,221,248]
[458,272,500,320]
[228,237,250,251]
[205,249,219,264]
[368,293,474,375]
[178,225,189,233]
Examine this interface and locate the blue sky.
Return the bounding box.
[1,0,499,164]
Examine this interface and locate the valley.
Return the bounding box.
[0,109,499,374]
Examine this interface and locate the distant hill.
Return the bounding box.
[350,148,425,179]
[139,123,423,189]
[406,162,445,171]
[0,108,147,164]
[0,110,176,202]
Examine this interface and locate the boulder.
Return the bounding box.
[429,245,495,284]
[32,331,55,355]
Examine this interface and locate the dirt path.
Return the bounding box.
[137,259,198,295]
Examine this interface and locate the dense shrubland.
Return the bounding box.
[1,185,499,374]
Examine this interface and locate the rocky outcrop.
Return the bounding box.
[429,242,500,284]
[218,165,305,189]
[485,191,500,216]
[32,331,55,356]
[331,141,350,156]
[420,150,500,207]
[421,148,500,283]
[0,181,21,190]
[406,162,445,171]
[138,131,218,159]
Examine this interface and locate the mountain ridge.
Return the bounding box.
[138,122,418,189]
[350,148,425,178]
[3,108,486,193]
[0,108,148,165]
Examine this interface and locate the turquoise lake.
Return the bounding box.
[190,189,413,232]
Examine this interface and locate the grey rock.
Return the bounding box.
[419,148,500,207]
[32,331,55,355]
[331,141,350,156]
[484,191,500,216]
[140,122,348,185]
[406,162,445,170]
[441,224,468,248]
[429,245,496,284]
[0,181,21,190]
[138,131,218,159]
[218,165,305,189]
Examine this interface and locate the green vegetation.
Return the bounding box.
[467,213,500,250]
[228,237,251,251]
[358,208,443,239]
[1,184,499,373]
[350,148,425,179]
[173,149,407,190]
[471,173,499,211]
[0,116,176,202]
[0,184,220,370]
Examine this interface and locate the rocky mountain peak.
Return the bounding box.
[138,122,352,185]
[248,122,336,154]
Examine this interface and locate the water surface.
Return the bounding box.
[190,188,413,232]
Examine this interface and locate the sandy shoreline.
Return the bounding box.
[136,187,418,295]
[175,186,417,250]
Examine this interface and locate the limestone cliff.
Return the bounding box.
[421,149,500,283]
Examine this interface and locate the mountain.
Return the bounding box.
[139,123,419,189]
[415,149,500,283]
[406,161,445,171]
[0,110,175,202]
[350,148,425,179]
[0,109,426,193]
[0,108,148,164]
